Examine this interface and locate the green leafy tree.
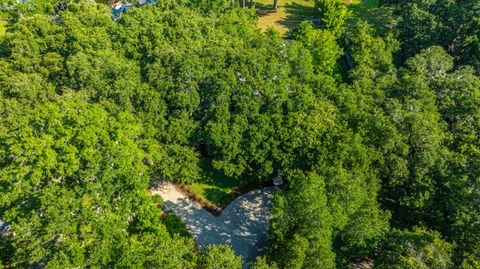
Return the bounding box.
[268,172,336,269]
[0,99,195,267]
[291,21,342,75]
[375,228,454,269]
[197,245,243,269]
[395,0,480,69]
[315,0,349,37]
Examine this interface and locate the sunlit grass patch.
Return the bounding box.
[255,0,317,35]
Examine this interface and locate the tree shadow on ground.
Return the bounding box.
[162,187,277,264]
[277,2,317,31]
[191,159,246,206]
[205,188,235,207]
[199,160,245,187]
[347,0,397,34]
[255,2,276,17]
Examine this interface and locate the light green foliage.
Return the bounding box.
[375,228,453,269]
[197,245,243,269]
[267,172,335,268]
[347,22,399,78]
[0,21,6,41]
[291,22,343,75]
[268,168,388,267]
[315,0,349,37]
[250,256,278,269]
[0,99,196,267]
[179,0,235,14]
[460,252,480,269]
[0,0,479,268]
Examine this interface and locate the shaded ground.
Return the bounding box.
[255,0,316,34]
[187,160,244,207]
[152,182,277,264]
[348,0,396,33]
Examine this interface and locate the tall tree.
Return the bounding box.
[0,99,196,267]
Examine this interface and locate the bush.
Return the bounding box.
[197,245,243,269]
[163,214,191,238]
[151,194,164,206]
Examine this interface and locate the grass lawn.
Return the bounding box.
[347,0,396,33]
[254,0,317,35]
[187,160,246,207]
[0,21,6,41]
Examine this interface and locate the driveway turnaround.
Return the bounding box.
[151,182,277,265]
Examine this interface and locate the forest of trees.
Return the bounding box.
[0,0,478,268]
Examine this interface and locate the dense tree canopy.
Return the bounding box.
[0,98,196,267]
[0,0,479,268]
[389,0,480,70]
[375,228,453,269]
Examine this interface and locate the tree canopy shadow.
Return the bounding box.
[277,2,317,31]
[254,2,276,17]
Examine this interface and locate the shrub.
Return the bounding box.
[197,245,243,269]
[163,214,191,238]
[151,194,164,206]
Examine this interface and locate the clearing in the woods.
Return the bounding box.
[347,0,396,32]
[186,160,245,207]
[254,0,396,35]
[255,0,317,34]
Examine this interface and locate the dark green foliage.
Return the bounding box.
[394,0,480,70]
[163,214,191,238]
[344,22,480,266]
[152,194,164,205]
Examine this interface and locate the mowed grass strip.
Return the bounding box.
[255,0,317,35]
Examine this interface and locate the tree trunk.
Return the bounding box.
[242,0,246,8]
[273,0,278,9]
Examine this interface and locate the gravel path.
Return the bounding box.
[151,182,277,264]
